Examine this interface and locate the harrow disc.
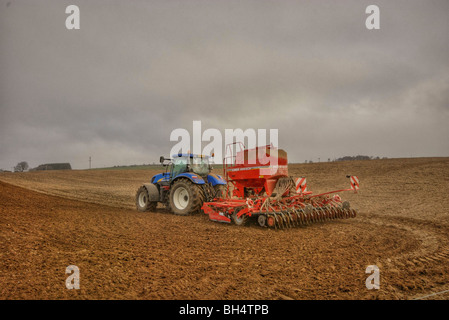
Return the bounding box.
[267,214,276,228]
[257,214,267,227]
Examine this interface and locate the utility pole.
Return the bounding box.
[89,156,91,169]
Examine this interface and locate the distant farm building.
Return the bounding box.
[31,163,72,171]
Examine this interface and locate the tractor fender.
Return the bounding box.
[143,183,160,202]
[171,173,206,185]
[151,172,170,184]
[207,174,227,186]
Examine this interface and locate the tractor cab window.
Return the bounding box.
[191,157,210,176]
[171,157,188,178]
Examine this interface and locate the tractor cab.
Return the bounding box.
[171,154,211,179]
[160,153,212,181]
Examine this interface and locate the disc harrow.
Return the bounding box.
[256,206,358,229]
[253,194,357,229]
[202,188,358,230]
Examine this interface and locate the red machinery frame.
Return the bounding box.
[202,143,359,228]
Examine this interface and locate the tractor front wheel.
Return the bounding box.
[136,186,157,212]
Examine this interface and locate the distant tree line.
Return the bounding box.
[111,163,160,168]
[30,163,72,171]
[304,155,388,163]
[9,162,72,172]
[335,155,388,161]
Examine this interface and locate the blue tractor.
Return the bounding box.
[135,153,227,215]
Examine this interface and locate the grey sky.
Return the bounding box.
[1,0,448,169]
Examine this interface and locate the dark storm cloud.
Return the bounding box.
[1,0,448,169]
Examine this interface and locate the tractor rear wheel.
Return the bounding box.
[169,179,204,215]
[213,184,228,199]
[136,186,157,212]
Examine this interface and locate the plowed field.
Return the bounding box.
[1,157,448,300]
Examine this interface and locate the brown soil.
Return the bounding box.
[1,157,449,300]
